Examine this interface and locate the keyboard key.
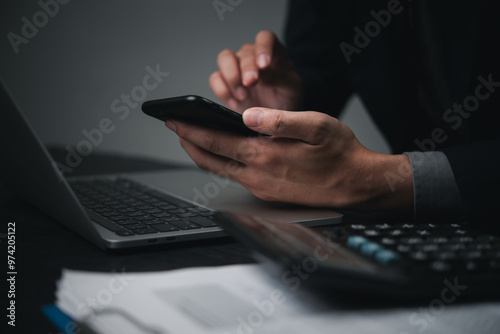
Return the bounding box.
[199,211,216,217]
[140,218,166,225]
[123,223,145,230]
[132,214,155,221]
[130,228,158,235]
[152,212,174,218]
[115,230,135,236]
[115,219,140,226]
[151,224,180,232]
[176,212,199,218]
[143,208,164,214]
[189,217,219,228]
[117,207,138,213]
[106,214,130,221]
[170,220,202,230]
[169,209,187,214]
[92,207,114,214]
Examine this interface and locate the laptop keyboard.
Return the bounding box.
[69,178,218,237]
[331,221,500,275]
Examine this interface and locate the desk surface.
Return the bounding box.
[2,148,498,333]
[1,148,256,332]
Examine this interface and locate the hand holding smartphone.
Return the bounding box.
[142,95,262,137]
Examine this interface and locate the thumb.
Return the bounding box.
[242,107,332,144]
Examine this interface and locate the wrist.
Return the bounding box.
[341,150,414,214]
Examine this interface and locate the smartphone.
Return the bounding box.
[142,95,261,136]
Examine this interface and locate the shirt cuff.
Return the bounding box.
[403,151,463,220]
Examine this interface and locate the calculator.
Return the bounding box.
[215,212,500,299]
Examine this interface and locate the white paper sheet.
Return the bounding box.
[55,264,500,334]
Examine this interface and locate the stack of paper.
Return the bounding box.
[55,264,500,334]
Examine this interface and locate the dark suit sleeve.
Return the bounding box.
[441,139,500,220]
[284,0,353,116]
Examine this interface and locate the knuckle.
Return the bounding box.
[235,140,258,163]
[203,135,220,153]
[252,153,272,167]
[308,116,331,143]
[270,112,286,134]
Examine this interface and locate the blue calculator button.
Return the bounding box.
[360,242,383,257]
[374,249,401,265]
[347,236,367,250]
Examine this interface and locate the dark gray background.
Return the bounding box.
[1,0,389,165]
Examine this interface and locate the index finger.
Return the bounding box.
[255,30,277,69]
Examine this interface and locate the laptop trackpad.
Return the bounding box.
[126,169,342,225]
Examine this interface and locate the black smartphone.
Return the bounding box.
[142,95,261,136]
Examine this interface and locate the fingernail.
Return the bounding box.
[243,108,263,128]
[165,120,176,132]
[227,98,238,110]
[257,54,270,68]
[235,86,247,101]
[242,71,257,86]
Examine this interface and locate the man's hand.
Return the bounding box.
[210,30,302,113]
[166,108,414,213]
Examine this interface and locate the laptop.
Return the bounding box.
[0,79,342,249]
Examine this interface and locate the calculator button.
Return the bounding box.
[381,237,397,246]
[360,242,383,257]
[410,251,429,261]
[430,261,453,273]
[347,236,367,250]
[374,249,401,265]
[363,230,380,237]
